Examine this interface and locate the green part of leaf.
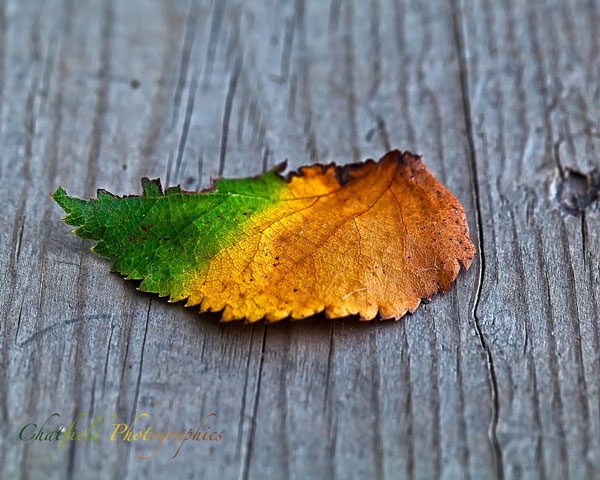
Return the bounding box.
[51,171,286,298]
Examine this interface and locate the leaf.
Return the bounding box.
[52,150,476,322]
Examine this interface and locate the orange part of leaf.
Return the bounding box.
[185,150,476,321]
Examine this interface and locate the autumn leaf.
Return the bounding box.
[52,150,476,322]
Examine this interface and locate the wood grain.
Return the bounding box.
[0,0,597,478]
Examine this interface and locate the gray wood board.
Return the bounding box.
[0,0,598,479]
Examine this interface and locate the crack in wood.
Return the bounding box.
[450,1,504,478]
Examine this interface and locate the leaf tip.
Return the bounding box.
[51,185,67,203]
[51,186,79,215]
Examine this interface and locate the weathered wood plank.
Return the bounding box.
[0,0,597,479]
[454,0,600,478]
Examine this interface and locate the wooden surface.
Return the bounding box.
[0,0,598,478]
